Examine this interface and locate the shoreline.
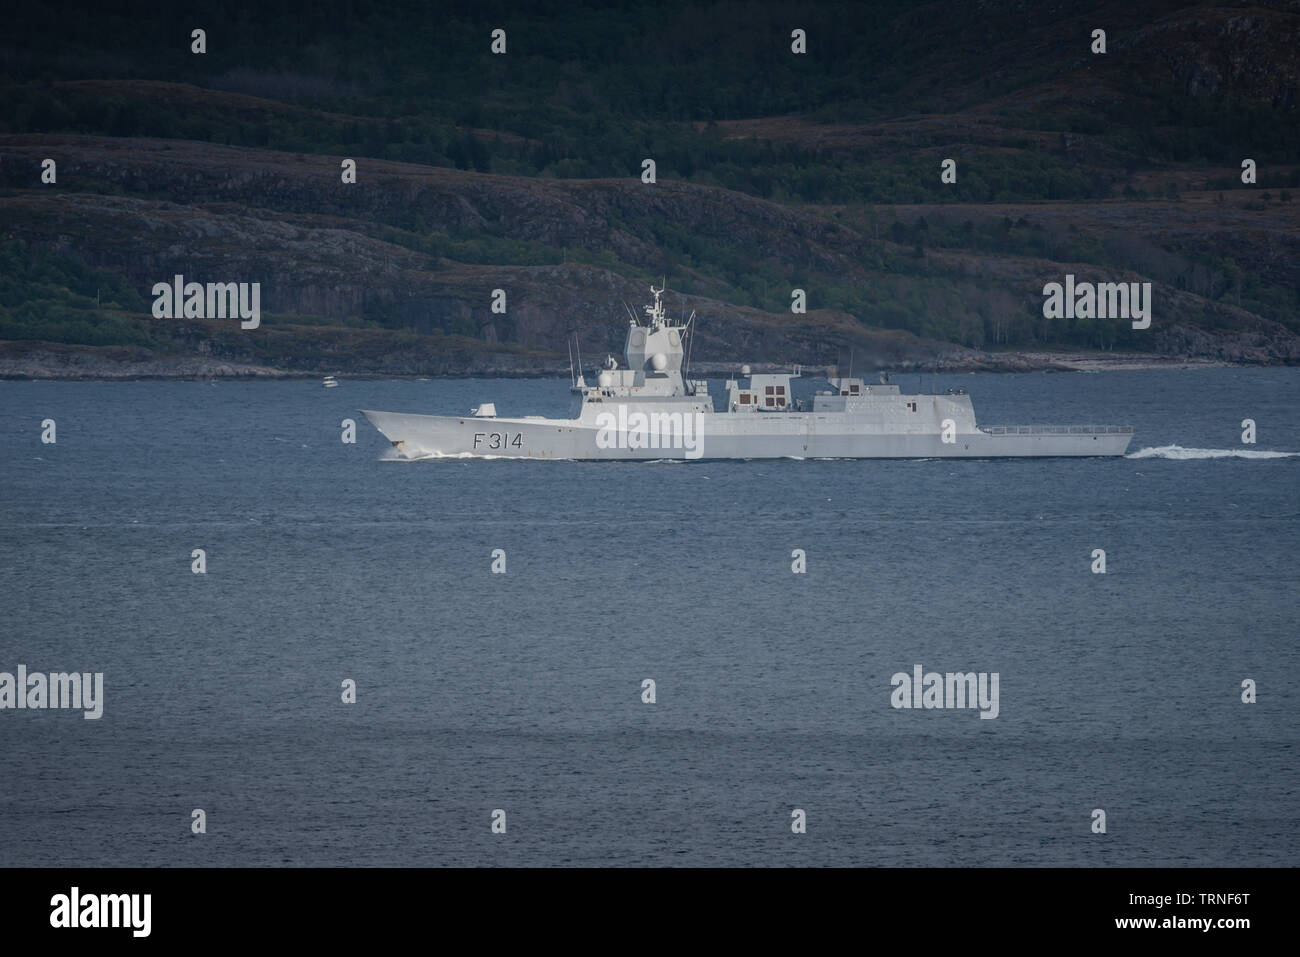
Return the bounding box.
[964,353,1237,373]
[0,350,1256,381]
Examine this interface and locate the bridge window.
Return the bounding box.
[907,401,917,412]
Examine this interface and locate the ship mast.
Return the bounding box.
[644,281,668,329]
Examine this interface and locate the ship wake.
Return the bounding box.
[380,448,567,462]
[1127,445,1300,460]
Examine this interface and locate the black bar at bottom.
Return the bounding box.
[0,867,1282,942]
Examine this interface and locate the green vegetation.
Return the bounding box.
[0,240,153,346]
[0,79,1115,205]
[4,1,1292,205]
[2,1,1296,363]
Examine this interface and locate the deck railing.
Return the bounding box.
[981,425,1134,435]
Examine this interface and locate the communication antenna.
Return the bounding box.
[567,335,575,387]
[682,309,697,381]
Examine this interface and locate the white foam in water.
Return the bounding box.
[1127,445,1300,460]
[381,448,561,461]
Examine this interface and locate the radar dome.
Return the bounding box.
[651,352,668,372]
[597,370,614,388]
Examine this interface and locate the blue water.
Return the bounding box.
[1,368,1296,866]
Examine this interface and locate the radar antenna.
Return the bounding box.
[644,280,667,328]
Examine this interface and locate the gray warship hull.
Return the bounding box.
[361,408,1133,459]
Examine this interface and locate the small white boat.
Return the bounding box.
[323,376,339,388]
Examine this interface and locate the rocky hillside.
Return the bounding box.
[0,0,1296,377]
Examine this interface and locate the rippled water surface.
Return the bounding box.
[1,368,1296,865]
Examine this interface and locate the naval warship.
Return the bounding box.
[361,285,1133,459]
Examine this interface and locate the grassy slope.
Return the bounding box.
[0,0,1296,371]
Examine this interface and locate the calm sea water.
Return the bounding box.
[1,368,1296,866]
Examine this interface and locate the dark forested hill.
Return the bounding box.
[1,0,1297,376]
